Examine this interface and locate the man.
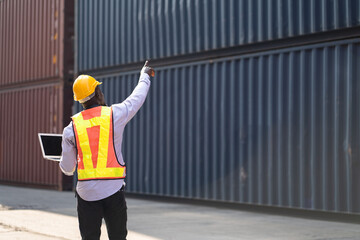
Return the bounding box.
[60,61,154,240]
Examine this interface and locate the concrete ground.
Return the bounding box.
[0,185,359,240]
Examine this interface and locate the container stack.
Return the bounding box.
[0,0,74,190]
[79,1,359,213]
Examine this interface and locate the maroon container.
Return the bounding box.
[0,0,74,190]
[0,0,64,87]
[0,83,71,189]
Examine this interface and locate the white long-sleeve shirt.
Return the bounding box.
[60,73,150,201]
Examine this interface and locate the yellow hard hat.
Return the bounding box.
[73,75,102,103]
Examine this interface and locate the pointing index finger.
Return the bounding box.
[143,60,149,67]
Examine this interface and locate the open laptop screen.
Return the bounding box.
[38,133,62,161]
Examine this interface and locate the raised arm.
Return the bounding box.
[112,61,154,124]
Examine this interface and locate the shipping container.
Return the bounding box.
[0,0,68,87]
[0,83,72,190]
[76,0,360,72]
[0,0,74,189]
[75,38,360,214]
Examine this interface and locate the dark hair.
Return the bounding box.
[81,86,102,109]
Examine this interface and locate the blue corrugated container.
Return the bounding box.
[76,0,360,72]
[74,38,360,214]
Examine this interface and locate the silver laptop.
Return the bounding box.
[38,133,62,161]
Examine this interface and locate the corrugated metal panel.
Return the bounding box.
[0,0,63,87]
[76,0,360,72]
[0,84,64,189]
[75,38,360,214]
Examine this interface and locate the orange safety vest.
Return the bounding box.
[72,106,126,181]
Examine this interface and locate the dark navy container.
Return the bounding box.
[74,38,360,214]
[75,0,360,72]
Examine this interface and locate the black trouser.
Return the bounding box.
[76,189,127,240]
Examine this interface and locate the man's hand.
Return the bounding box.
[141,60,155,77]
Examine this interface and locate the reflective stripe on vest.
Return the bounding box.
[72,106,126,181]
